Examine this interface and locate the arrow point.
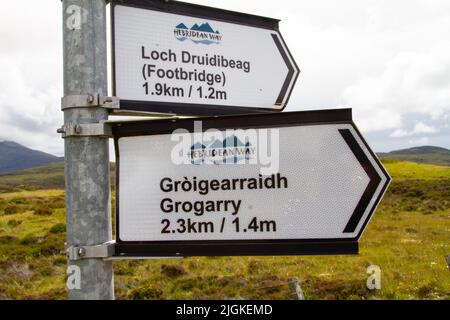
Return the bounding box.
[271,33,299,108]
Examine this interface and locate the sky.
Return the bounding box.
[0,0,449,156]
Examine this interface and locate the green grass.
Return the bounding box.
[383,160,450,180]
[379,153,450,167]
[0,161,449,300]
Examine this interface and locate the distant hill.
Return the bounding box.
[0,141,63,174]
[387,146,449,155]
[0,162,65,192]
[0,161,116,193]
[378,146,450,166]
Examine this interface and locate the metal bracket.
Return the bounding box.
[57,122,112,138]
[65,241,116,261]
[61,94,120,110]
[110,109,177,117]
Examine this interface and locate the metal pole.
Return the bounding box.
[62,0,114,300]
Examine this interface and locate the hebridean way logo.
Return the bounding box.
[189,135,255,165]
[174,22,222,45]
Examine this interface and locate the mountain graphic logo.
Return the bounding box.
[174,22,222,45]
[188,135,255,165]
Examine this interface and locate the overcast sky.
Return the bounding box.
[0,0,449,156]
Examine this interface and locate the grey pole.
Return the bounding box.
[62,0,114,300]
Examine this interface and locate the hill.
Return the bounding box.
[387,146,449,155]
[0,141,63,174]
[0,162,116,193]
[0,162,65,192]
[378,146,450,166]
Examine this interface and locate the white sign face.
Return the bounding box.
[116,117,390,245]
[112,3,299,114]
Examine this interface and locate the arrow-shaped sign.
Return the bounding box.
[111,109,391,257]
[111,0,300,115]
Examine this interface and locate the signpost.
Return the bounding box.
[111,109,391,257]
[62,0,114,299]
[60,0,390,301]
[111,0,300,115]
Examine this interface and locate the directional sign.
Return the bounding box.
[111,0,300,115]
[111,109,391,257]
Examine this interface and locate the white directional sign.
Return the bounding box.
[111,0,299,115]
[112,109,391,257]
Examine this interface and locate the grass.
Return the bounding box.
[379,153,450,167]
[0,160,448,300]
[383,160,450,180]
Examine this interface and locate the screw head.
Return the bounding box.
[77,247,86,257]
[56,126,65,134]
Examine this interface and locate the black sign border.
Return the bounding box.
[110,0,300,116]
[112,109,390,257]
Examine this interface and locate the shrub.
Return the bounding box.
[45,196,66,209]
[10,198,29,205]
[127,285,163,300]
[4,205,21,215]
[161,264,188,278]
[52,256,67,266]
[417,282,440,299]
[7,219,22,228]
[33,207,53,216]
[49,223,66,234]
[20,234,39,245]
[0,235,18,243]
[37,234,64,256]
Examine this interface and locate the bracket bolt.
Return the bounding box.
[56,126,66,134]
[74,125,82,134]
[87,94,95,104]
[77,247,86,257]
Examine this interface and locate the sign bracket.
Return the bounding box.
[64,241,184,261]
[64,241,116,261]
[110,109,178,117]
[57,122,112,138]
[61,94,120,111]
